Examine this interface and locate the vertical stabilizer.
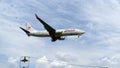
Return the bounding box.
[26,23,35,31]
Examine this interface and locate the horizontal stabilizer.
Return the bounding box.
[20,27,30,36]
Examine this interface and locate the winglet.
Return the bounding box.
[35,14,39,19]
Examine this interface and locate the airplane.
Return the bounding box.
[20,56,28,63]
[20,14,85,42]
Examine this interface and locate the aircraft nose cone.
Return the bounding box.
[76,29,85,35]
[79,30,85,34]
[82,31,85,34]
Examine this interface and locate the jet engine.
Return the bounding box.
[58,36,65,40]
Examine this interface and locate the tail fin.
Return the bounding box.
[26,23,35,31]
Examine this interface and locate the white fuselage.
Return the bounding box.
[29,29,85,37]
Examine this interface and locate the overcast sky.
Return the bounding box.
[0,0,120,68]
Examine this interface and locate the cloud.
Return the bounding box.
[55,52,78,63]
[36,56,70,68]
[0,57,18,68]
[0,20,46,56]
[36,56,49,68]
[50,60,68,68]
[36,52,89,68]
[36,52,71,68]
[96,54,120,68]
[72,0,120,50]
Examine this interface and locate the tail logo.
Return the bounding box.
[27,26,31,30]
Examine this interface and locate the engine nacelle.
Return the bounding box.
[58,36,65,40]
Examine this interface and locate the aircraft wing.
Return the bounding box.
[35,14,57,41]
